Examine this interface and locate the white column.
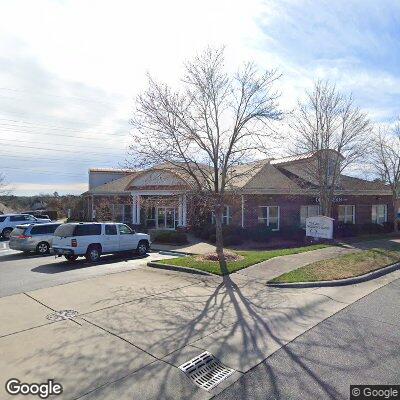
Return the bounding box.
[132,195,137,224]
[136,195,141,225]
[241,195,245,228]
[182,194,187,226]
[178,195,183,226]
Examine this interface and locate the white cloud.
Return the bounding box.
[0,0,398,194]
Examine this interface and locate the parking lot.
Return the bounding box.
[0,241,174,297]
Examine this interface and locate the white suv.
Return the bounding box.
[0,214,51,239]
[52,222,151,262]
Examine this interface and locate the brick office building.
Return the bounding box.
[83,152,393,232]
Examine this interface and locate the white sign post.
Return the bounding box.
[306,216,334,240]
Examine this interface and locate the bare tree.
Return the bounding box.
[370,121,400,232]
[290,80,370,217]
[0,173,10,195]
[129,47,282,273]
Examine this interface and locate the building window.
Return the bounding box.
[146,207,156,228]
[327,159,336,176]
[258,206,280,230]
[300,205,320,227]
[372,204,387,225]
[123,205,132,223]
[338,205,355,224]
[112,204,124,222]
[211,206,231,225]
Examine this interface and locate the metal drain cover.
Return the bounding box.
[179,351,235,391]
[46,309,79,322]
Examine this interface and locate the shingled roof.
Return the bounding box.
[84,152,391,195]
[83,173,138,195]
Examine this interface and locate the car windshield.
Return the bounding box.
[10,227,27,237]
[54,224,75,237]
[0,216,6,222]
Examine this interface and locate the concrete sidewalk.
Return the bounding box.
[233,245,357,281]
[232,237,400,282]
[1,243,400,399]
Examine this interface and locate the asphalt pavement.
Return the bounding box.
[213,278,400,400]
[0,243,174,297]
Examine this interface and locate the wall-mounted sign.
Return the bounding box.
[315,197,347,204]
[306,216,334,239]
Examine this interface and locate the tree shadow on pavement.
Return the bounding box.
[6,272,398,400]
[31,254,149,274]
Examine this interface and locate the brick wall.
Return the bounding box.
[233,194,394,228]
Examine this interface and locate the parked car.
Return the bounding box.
[9,223,62,254]
[0,214,52,239]
[52,222,151,262]
[22,210,57,220]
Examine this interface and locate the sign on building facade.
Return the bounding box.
[305,216,334,239]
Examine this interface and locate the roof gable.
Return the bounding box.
[127,169,188,190]
[243,162,301,191]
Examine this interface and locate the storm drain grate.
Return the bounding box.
[46,309,79,322]
[179,351,235,391]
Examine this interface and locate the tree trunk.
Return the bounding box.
[320,192,332,217]
[214,205,228,275]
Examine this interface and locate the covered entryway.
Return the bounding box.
[127,169,189,229]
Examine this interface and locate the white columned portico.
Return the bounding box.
[177,194,187,227]
[182,194,187,226]
[178,195,183,226]
[132,194,141,224]
[131,190,187,228]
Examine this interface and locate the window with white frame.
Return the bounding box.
[372,204,387,225]
[211,206,231,225]
[300,205,320,227]
[338,205,355,224]
[258,206,280,230]
[112,204,124,222]
[112,204,132,223]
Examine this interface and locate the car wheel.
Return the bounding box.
[36,242,50,255]
[86,245,101,262]
[64,255,78,262]
[136,240,149,256]
[2,228,12,240]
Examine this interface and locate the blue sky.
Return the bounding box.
[0,0,399,195]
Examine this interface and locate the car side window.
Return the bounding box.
[10,215,25,222]
[118,224,132,235]
[31,225,45,235]
[105,225,117,235]
[48,224,61,233]
[73,224,102,236]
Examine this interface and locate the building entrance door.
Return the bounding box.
[157,207,176,229]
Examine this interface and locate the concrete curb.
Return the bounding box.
[150,248,196,256]
[147,261,213,276]
[267,261,400,288]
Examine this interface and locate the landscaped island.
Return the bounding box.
[269,246,400,283]
[156,244,329,275]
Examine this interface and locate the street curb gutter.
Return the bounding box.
[150,248,196,256]
[267,261,400,288]
[147,261,213,276]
